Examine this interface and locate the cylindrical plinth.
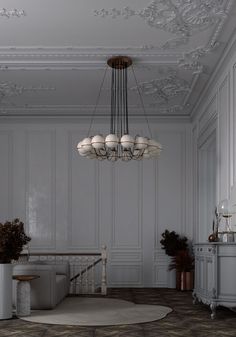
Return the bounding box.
[16,281,31,316]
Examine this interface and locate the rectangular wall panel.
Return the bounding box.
[111,162,142,249]
[26,130,56,250]
[155,131,184,247]
[218,75,230,200]
[0,131,12,220]
[67,131,99,250]
[109,265,142,286]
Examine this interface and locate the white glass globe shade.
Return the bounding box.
[121,134,134,149]
[105,134,119,148]
[91,135,105,149]
[77,141,82,150]
[143,148,150,159]
[81,137,93,152]
[148,139,160,151]
[133,149,141,156]
[156,142,162,150]
[87,153,96,159]
[78,148,88,156]
[134,136,148,150]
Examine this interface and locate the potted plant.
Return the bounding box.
[160,230,194,290]
[160,230,188,256]
[0,218,31,319]
[169,250,194,291]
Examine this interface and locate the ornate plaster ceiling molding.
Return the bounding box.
[94,1,228,38]
[130,72,190,103]
[0,82,55,102]
[148,103,186,114]
[0,8,26,18]
[178,43,219,74]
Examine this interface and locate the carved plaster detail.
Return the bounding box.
[149,103,185,114]
[178,43,219,73]
[0,82,55,101]
[130,73,190,103]
[94,1,227,38]
[0,8,26,18]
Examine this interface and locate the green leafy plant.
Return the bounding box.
[0,218,31,263]
[169,250,194,272]
[160,230,188,256]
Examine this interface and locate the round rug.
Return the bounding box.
[20,297,172,326]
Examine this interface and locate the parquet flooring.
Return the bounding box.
[0,288,236,337]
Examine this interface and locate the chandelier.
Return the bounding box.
[77,56,162,162]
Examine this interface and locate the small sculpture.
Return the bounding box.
[208,208,220,242]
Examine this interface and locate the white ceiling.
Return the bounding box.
[0,0,236,118]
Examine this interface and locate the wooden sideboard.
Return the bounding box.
[193,243,236,319]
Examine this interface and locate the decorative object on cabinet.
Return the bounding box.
[193,243,236,319]
[160,230,194,290]
[208,207,220,242]
[77,55,162,162]
[217,200,236,242]
[0,219,31,320]
[218,199,233,231]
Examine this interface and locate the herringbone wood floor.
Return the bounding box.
[0,288,236,337]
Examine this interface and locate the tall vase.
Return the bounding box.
[0,264,12,319]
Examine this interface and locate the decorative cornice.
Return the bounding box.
[0,82,55,102]
[178,43,220,74]
[0,8,26,18]
[148,104,186,115]
[0,104,190,117]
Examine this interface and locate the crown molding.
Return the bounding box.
[0,114,191,124]
[0,104,190,117]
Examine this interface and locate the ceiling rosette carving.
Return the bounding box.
[0,8,26,18]
[130,73,190,103]
[94,0,227,45]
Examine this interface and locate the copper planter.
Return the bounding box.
[176,271,194,291]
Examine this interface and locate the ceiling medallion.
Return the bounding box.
[0,8,26,18]
[77,56,162,162]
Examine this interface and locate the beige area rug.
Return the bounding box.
[21,297,172,326]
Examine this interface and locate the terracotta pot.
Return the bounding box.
[176,271,194,291]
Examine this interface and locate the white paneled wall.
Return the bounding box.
[192,35,236,242]
[0,120,192,287]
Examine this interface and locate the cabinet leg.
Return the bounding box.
[210,303,216,319]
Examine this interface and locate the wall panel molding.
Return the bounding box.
[67,130,100,251]
[111,162,143,250]
[0,131,13,220]
[25,130,56,250]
